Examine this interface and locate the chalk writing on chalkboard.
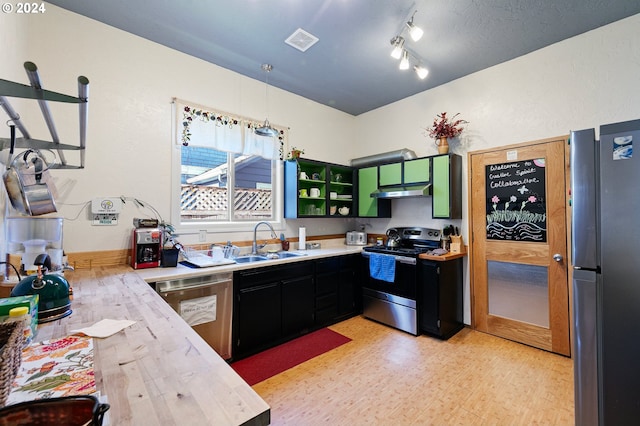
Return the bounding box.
[485,158,547,242]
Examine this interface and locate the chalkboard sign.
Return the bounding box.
[485,158,547,241]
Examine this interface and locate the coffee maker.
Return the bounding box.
[131,220,162,269]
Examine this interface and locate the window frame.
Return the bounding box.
[170,100,286,235]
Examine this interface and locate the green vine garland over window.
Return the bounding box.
[181,105,285,160]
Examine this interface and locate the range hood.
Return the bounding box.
[370,183,432,199]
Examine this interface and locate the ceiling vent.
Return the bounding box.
[285,28,319,52]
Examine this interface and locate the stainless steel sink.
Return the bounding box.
[274,251,304,259]
[234,255,269,263]
[233,252,305,263]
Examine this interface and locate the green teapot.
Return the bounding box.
[11,253,72,323]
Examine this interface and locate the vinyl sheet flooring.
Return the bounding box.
[252,316,574,426]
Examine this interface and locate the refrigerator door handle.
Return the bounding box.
[569,128,598,270]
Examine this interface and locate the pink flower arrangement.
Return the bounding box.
[427,112,468,139]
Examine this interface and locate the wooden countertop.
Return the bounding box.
[418,251,467,261]
[35,266,270,426]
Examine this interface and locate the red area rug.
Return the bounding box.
[231,328,352,386]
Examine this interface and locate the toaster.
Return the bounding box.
[346,231,367,246]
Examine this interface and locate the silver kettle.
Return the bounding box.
[385,228,400,248]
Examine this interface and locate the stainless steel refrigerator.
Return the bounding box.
[570,118,640,426]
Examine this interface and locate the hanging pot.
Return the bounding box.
[3,150,57,216]
[10,254,72,323]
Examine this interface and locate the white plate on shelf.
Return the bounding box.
[336,195,352,199]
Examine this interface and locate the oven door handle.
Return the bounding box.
[361,252,416,265]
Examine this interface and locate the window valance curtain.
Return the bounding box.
[175,99,286,160]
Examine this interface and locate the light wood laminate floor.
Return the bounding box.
[252,316,574,425]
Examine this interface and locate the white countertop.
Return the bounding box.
[135,241,365,283]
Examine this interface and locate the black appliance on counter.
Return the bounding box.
[362,227,441,336]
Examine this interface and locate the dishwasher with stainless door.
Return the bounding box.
[155,272,233,360]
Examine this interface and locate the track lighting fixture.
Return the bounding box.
[389,10,428,80]
[406,12,424,42]
[399,51,410,70]
[390,36,405,59]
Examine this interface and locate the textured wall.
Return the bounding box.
[355,13,640,323]
[3,5,355,251]
[2,6,639,263]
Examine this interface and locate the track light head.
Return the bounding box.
[406,12,423,42]
[414,65,429,79]
[390,36,405,59]
[399,50,410,70]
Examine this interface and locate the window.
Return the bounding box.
[171,100,286,232]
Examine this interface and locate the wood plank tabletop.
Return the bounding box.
[35,266,270,426]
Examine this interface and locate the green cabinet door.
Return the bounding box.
[379,163,402,186]
[432,155,450,218]
[358,166,378,217]
[432,154,462,219]
[404,158,430,184]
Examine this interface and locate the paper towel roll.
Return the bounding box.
[299,226,306,250]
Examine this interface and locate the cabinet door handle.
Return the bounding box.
[240,283,279,294]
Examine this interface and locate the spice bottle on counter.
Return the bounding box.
[9,306,32,348]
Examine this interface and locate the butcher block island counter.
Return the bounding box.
[36,265,270,426]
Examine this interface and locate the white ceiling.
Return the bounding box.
[48,0,640,116]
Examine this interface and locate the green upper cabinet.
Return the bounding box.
[284,158,354,218]
[354,154,459,219]
[328,164,354,217]
[357,166,391,218]
[404,158,430,184]
[432,154,462,219]
[379,163,402,186]
[357,166,378,217]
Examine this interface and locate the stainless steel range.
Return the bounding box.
[361,227,442,335]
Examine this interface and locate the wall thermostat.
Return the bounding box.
[91,197,123,226]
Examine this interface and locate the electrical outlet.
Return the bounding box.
[92,214,118,226]
[199,230,207,242]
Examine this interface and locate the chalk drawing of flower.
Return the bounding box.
[491,195,499,211]
[520,195,538,211]
[505,195,517,210]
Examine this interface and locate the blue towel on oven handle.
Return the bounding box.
[369,253,396,283]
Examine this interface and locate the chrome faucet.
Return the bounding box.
[252,221,278,254]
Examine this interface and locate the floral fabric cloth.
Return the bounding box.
[6,335,96,405]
